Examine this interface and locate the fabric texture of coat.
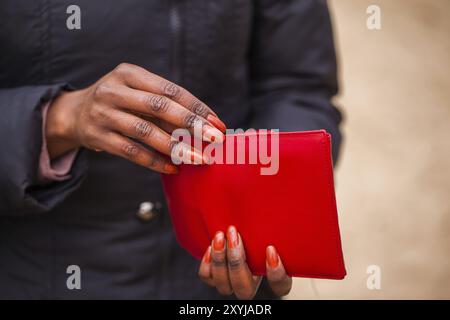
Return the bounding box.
[0,0,342,299]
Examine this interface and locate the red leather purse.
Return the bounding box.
[162,130,346,279]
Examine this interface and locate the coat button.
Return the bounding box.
[136,201,157,222]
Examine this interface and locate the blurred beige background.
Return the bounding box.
[288,0,450,299]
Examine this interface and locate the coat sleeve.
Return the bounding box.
[249,0,343,164]
[0,85,88,216]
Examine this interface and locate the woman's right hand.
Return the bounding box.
[45,63,226,174]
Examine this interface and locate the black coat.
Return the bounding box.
[0,0,342,299]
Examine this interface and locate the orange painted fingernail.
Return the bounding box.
[213,232,225,251]
[266,246,279,268]
[204,246,212,264]
[207,114,227,133]
[227,225,239,249]
[164,163,178,174]
[203,125,224,144]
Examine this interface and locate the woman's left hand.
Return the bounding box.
[198,225,292,299]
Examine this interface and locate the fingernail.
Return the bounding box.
[266,246,279,268]
[203,125,224,144]
[207,115,227,133]
[164,163,178,174]
[227,225,239,249]
[204,246,212,264]
[213,231,225,251]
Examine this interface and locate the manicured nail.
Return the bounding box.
[204,246,212,264]
[213,231,225,251]
[207,114,227,133]
[203,125,224,144]
[266,246,279,268]
[164,163,178,174]
[227,225,239,249]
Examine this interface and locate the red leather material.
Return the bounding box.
[162,130,346,280]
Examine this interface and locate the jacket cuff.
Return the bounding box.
[0,84,88,215]
[38,102,79,183]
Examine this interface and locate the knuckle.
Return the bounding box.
[145,95,169,113]
[168,140,180,153]
[211,256,227,268]
[122,143,139,159]
[114,63,131,76]
[147,154,160,168]
[93,83,112,100]
[184,113,201,129]
[90,105,110,122]
[162,81,181,99]
[88,105,102,120]
[116,62,129,69]
[133,120,154,139]
[227,255,245,271]
[82,125,98,142]
[191,100,208,117]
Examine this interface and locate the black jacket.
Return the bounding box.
[0,0,342,299]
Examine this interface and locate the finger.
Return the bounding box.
[100,109,205,164]
[130,114,177,135]
[102,84,224,142]
[153,119,178,135]
[198,246,214,287]
[266,246,293,297]
[95,131,177,174]
[112,63,226,132]
[226,225,260,300]
[211,231,233,296]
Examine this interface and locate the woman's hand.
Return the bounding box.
[45,63,226,174]
[198,225,292,299]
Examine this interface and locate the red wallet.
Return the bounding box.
[162,130,346,280]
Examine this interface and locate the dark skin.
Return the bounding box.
[46,63,292,299]
[46,63,226,173]
[199,226,292,299]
